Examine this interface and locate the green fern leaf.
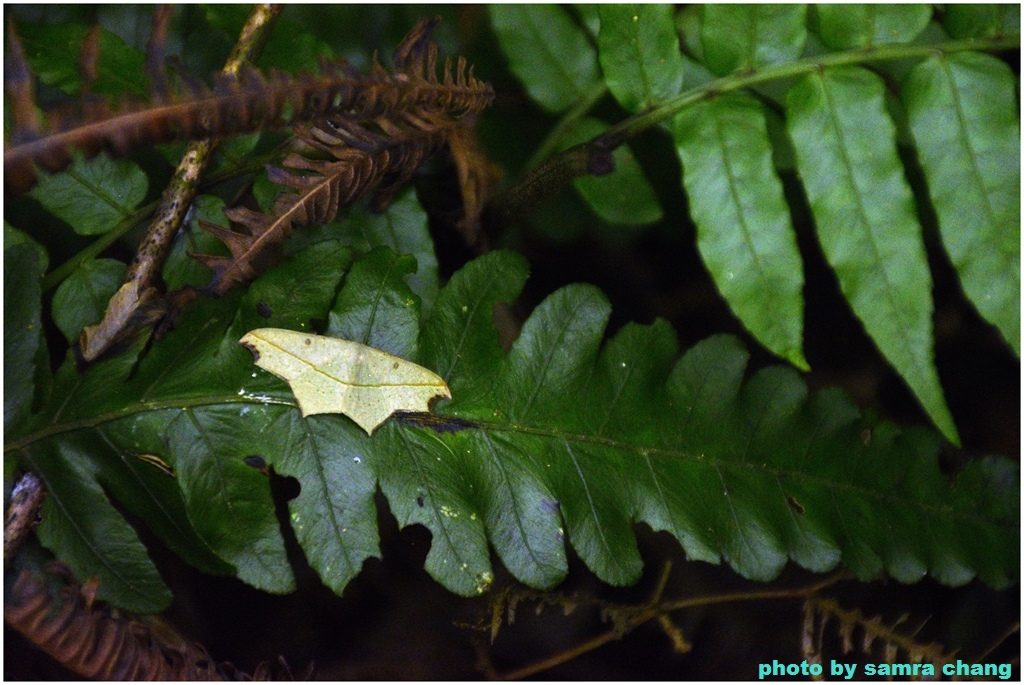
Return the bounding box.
[811,5,932,49]
[5,244,45,432]
[491,6,1018,447]
[28,152,148,236]
[326,247,421,361]
[674,94,806,369]
[701,5,808,75]
[5,9,1019,620]
[785,66,957,444]
[942,5,1020,40]
[8,242,1017,611]
[15,20,148,98]
[326,189,440,314]
[5,224,49,275]
[19,441,175,613]
[597,4,684,112]
[902,52,1021,355]
[488,5,601,113]
[51,258,126,343]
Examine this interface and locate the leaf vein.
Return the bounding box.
[302,419,355,574]
[817,71,931,384]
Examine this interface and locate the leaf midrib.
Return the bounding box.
[940,56,1000,243]
[708,101,786,332]
[94,426,226,566]
[7,394,1013,531]
[813,69,932,388]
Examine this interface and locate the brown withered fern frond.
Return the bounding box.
[802,596,957,680]
[5,562,220,680]
[194,119,449,296]
[3,16,492,195]
[5,57,362,195]
[185,16,494,298]
[6,561,312,680]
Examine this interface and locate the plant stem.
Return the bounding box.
[120,2,285,294]
[3,393,296,455]
[605,34,1021,142]
[658,570,848,613]
[523,81,608,173]
[78,4,284,362]
[498,570,849,680]
[40,147,285,294]
[500,629,622,681]
[499,33,1020,222]
[3,472,45,565]
[40,202,156,292]
[973,620,1020,663]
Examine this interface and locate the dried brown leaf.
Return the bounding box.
[190,17,493,296]
[5,562,219,680]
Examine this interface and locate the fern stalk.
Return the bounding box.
[78,3,285,362]
[523,80,608,173]
[508,34,1020,211]
[609,34,1020,142]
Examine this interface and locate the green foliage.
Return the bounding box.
[5,245,44,430]
[325,247,419,360]
[28,152,148,236]
[561,117,662,226]
[598,4,684,112]
[785,66,954,440]
[51,258,126,342]
[15,20,148,97]
[489,5,601,113]
[162,195,231,291]
[298,188,439,313]
[701,5,808,75]
[4,223,49,274]
[902,52,1021,355]
[811,5,932,49]
[674,94,806,369]
[492,3,1019,444]
[3,5,1019,617]
[943,4,1021,39]
[202,4,334,72]
[6,242,1018,610]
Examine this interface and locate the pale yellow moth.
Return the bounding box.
[239,328,451,434]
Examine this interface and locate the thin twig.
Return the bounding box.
[657,570,849,614]
[4,472,45,565]
[497,570,850,680]
[603,34,1020,144]
[650,559,673,603]
[41,145,285,294]
[78,3,283,362]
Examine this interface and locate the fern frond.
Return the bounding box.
[803,596,956,675]
[194,119,447,295]
[490,5,1020,444]
[387,16,495,118]
[4,59,344,194]
[8,247,1017,610]
[189,17,492,296]
[5,562,218,680]
[3,16,493,195]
